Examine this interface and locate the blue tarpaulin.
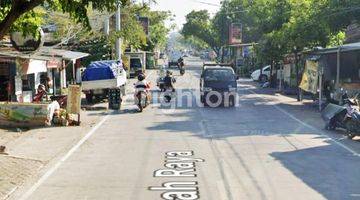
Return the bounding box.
[82,60,123,81]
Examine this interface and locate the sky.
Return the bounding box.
[150,0,222,31]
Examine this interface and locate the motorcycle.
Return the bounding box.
[157,77,165,92]
[322,91,360,139]
[178,61,185,76]
[179,67,185,76]
[164,86,175,103]
[163,78,176,103]
[134,84,150,112]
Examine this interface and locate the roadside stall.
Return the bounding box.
[301,42,360,110]
[0,47,89,127]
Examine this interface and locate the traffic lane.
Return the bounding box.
[153,61,360,199]
[197,82,360,199]
[16,68,223,200]
[147,67,328,199]
[169,63,360,199]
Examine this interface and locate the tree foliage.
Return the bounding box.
[135,5,173,51]
[0,0,130,39]
[182,10,223,55]
[218,0,360,64]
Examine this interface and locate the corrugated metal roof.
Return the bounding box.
[40,47,89,60]
[0,47,89,61]
[308,42,360,55]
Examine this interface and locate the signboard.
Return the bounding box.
[300,60,319,94]
[47,59,62,69]
[15,76,22,96]
[0,103,48,127]
[10,29,44,52]
[138,17,150,36]
[229,23,242,44]
[67,85,82,114]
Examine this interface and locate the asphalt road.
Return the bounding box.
[13,58,360,200]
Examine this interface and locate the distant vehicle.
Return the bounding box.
[125,52,146,78]
[251,65,271,82]
[168,51,182,67]
[129,58,144,77]
[200,64,238,107]
[82,60,127,104]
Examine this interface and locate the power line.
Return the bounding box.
[187,0,221,7]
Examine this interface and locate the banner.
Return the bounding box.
[229,23,242,44]
[0,103,48,127]
[67,85,82,114]
[300,60,319,94]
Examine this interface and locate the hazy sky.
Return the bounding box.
[150,0,222,30]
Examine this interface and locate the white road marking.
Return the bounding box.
[248,89,360,157]
[19,114,110,200]
[216,181,229,200]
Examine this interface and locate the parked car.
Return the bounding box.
[251,65,271,82]
[129,57,144,78]
[200,64,238,107]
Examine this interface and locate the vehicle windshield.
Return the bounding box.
[204,69,235,81]
[130,59,142,68]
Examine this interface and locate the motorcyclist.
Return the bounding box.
[164,70,175,92]
[134,73,151,102]
[177,57,184,69]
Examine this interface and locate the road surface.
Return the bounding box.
[12,58,360,200]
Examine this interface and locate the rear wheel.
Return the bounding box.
[85,93,93,104]
[345,120,358,139]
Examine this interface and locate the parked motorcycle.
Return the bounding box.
[322,91,360,139]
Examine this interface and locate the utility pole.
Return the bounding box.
[115,0,121,60]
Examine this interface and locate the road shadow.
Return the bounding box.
[271,145,360,200]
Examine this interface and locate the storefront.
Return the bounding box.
[300,42,360,110]
[0,48,89,103]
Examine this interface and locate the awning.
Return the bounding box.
[0,47,89,61]
[306,42,360,55]
[40,47,89,60]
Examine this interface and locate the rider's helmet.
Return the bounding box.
[166,70,172,76]
[138,73,145,81]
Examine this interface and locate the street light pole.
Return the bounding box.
[115,0,121,60]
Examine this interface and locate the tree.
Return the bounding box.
[136,6,173,51]
[182,10,223,56]
[0,0,130,39]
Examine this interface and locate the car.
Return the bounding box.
[129,57,144,78]
[200,64,238,107]
[251,65,271,82]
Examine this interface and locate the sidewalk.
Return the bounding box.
[241,80,360,153]
[0,105,106,199]
[0,71,157,200]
